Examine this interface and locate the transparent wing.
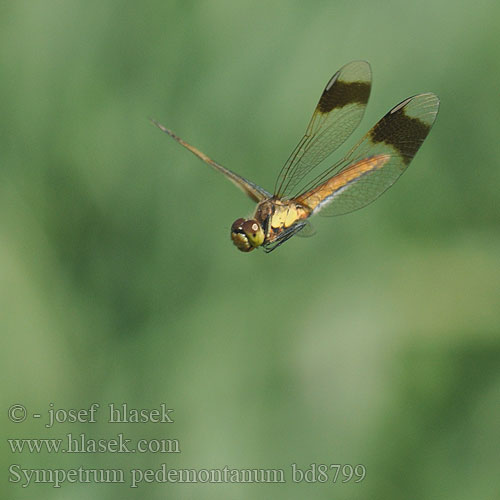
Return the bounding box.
[295,219,316,238]
[294,93,440,216]
[274,61,372,198]
[152,120,271,203]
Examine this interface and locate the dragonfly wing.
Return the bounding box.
[274,61,372,198]
[294,219,316,238]
[295,93,439,216]
[152,120,271,203]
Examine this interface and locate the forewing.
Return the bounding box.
[273,61,372,198]
[152,120,271,203]
[295,219,316,238]
[295,93,439,216]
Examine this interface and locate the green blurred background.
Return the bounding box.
[2,0,499,498]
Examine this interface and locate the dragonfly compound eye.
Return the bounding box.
[242,219,264,248]
[230,218,264,252]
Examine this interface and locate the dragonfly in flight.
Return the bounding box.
[152,61,439,253]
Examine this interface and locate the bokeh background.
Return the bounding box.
[2,1,499,498]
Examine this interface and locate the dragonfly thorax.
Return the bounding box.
[231,198,312,253]
[230,218,265,252]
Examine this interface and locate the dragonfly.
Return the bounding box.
[152,61,439,253]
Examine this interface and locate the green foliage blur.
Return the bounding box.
[2,1,499,498]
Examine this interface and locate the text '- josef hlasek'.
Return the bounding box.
[24,403,174,428]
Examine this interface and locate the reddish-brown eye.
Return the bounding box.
[230,218,264,252]
[231,218,246,232]
[242,220,260,236]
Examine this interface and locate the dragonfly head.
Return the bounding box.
[230,218,265,252]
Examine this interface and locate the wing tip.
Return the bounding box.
[338,60,372,83]
[391,92,440,128]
